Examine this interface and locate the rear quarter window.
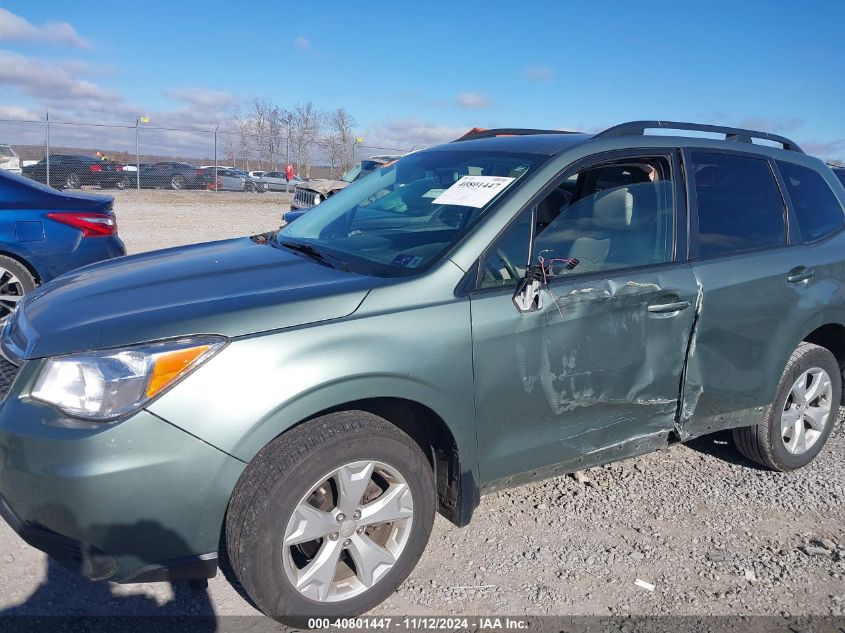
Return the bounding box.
[691,152,786,259]
[777,161,844,242]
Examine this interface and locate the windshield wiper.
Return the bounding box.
[277,240,349,271]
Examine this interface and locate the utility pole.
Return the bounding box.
[214,124,219,193]
[135,117,140,190]
[45,107,50,188]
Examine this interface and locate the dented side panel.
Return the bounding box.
[680,250,814,438]
[679,238,845,439]
[470,264,698,486]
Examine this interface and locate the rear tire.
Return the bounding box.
[733,342,840,471]
[225,411,435,625]
[0,255,36,321]
[64,173,81,189]
[170,174,186,190]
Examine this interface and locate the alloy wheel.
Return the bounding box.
[781,367,832,454]
[0,268,26,320]
[171,174,186,190]
[282,460,414,603]
[65,173,81,189]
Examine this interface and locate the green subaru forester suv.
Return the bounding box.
[1,121,844,623]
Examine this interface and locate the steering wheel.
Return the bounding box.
[481,247,522,287]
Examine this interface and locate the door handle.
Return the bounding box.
[787,268,814,283]
[647,300,691,313]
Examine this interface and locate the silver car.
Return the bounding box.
[212,168,266,192]
[260,171,302,192]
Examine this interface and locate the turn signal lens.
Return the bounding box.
[147,345,210,397]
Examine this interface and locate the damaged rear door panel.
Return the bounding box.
[677,149,815,439]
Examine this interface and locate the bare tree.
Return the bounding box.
[247,98,272,170]
[330,108,357,174]
[320,108,357,177]
[231,106,252,170]
[289,102,323,178]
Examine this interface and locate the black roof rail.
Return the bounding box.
[452,127,578,142]
[594,120,804,153]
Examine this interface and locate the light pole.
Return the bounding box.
[214,124,219,193]
[136,116,149,190]
[45,107,50,188]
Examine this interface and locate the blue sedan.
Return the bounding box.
[0,170,126,319]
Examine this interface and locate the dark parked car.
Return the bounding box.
[0,169,125,320]
[3,121,845,623]
[22,155,129,190]
[831,165,845,187]
[133,162,213,190]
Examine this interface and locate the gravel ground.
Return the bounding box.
[110,189,288,254]
[0,191,842,622]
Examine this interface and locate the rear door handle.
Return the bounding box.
[647,300,691,313]
[787,267,814,283]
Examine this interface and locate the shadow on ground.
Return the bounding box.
[683,429,767,469]
[0,558,217,632]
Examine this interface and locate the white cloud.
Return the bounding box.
[362,118,470,151]
[0,104,42,120]
[456,92,491,109]
[735,116,804,133]
[523,65,554,82]
[0,8,92,49]
[798,138,845,163]
[294,36,310,51]
[0,50,122,111]
[163,87,238,112]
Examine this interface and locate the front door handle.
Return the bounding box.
[787,267,814,283]
[647,300,691,313]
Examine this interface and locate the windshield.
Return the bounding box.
[340,164,363,183]
[278,148,548,276]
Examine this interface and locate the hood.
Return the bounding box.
[0,169,113,212]
[300,180,349,195]
[15,237,375,358]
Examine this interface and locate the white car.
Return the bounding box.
[0,145,22,175]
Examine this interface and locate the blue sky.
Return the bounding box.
[1,1,844,161]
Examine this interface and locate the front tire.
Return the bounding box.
[733,342,840,471]
[225,411,435,625]
[170,174,186,190]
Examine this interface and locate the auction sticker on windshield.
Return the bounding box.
[432,175,515,208]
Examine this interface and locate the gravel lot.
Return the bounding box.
[0,191,842,623]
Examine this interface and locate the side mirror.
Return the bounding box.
[513,275,543,313]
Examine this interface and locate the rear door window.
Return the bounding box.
[691,152,786,259]
[777,161,844,242]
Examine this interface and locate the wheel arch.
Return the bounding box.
[801,322,845,403]
[235,394,479,528]
[314,397,478,527]
[0,248,43,284]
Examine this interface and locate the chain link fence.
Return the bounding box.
[0,115,409,193]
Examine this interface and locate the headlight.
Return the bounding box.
[31,336,226,421]
[313,194,322,204]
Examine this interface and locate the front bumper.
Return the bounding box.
[0,375,245,582]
